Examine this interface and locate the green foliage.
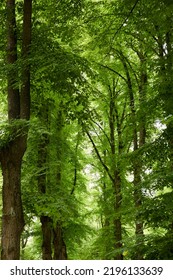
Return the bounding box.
[1,0,173,260]
[144,232,173,260]
[0,119,29,149]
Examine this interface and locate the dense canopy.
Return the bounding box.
[0,0,173,260]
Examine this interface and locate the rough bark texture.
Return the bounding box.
[6,0,20,120]
[0,0,32,259]
[20,0,32,120]
[40,216,53,260]
[0,142,25,259]
[53,223,67,260]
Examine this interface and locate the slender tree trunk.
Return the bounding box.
[71,130,80,195]
[84,83,124,259]
[0,0,32,260]
[20,0,32,120]
[157,28,173,233]
[38,100,53,260]
[109,82,123,260]
[134,51,147,260]
[113,170,123,260]
[120,49,148,259]
[37,109,53,260]
[6,0,20,120]
[52,109,67,260]
[101,150,110,228]
[37,107,68,260]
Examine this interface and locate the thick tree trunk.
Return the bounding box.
[0,141,25,259]
[1,0,20,259]
[0,0,32,259]
[40,216,52,260]
[53,223,67,260]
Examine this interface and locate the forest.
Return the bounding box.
[0,0,173,260]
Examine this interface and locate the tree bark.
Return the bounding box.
[134,50,147,260]
[40,216,53,260]
[37,102,54,260]
[0,143,25,259]
[0,0,32,259]
[20,0,32,120]
[6,0,20,120]
[120,49,146,259]
[109,82,123,260]
[53,223,67,260]
[113,170,123,260]
[157,27,173,234]
[53,110,67,260]
[38,125,53,259]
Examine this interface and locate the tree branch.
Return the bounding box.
[85,129,114,183]
[97,62,127,83]
[110,0,141,44]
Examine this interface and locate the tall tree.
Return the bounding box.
[0,0,32,259]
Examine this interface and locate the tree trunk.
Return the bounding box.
[134,50,147,260]
[38,138,53,260]
[119,49,147,259]
[133,165,144,259]
[109,82,123,260]
[113,170,123,260]
[37,103,53,260]
[20,0,32,120]
[53,110,67,260]
[6,0,20,120]
[53,223,67,260]
[158,28,173,234]
[40,216,53,260]
[0,0,32,259]
[0,142,25,259]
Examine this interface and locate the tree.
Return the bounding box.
[0,0,32,260]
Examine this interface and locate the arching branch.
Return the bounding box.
[97,62,127,83]
[85,129,114,183]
